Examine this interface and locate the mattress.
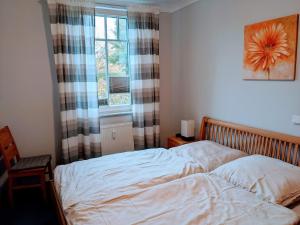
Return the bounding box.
[55,141,246,211]
[62,173,300,225]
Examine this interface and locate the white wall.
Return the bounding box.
[0,0,59,164]
[170,0,300,137]
[159,12,175,147]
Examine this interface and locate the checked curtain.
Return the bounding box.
[47,0,101,163]
[128,7,160,150]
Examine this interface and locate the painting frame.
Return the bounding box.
[243,14,299,81]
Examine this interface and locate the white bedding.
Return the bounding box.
[55,141,246,210]
[211,155,300,206]
[63,173,300,225]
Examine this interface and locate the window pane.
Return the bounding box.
[95,41,107,101]
[96,15,130,108]
[109,93,130,106]
[95,16,105,39]
[108,41,128,77]
[119,18,127,40]
[107,17,117,40]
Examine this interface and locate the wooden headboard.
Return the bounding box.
[199,117,300,166]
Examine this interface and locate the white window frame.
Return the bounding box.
[95,6,132,116]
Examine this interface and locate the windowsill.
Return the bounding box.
[100,111,132,118]
[100,105,132,118]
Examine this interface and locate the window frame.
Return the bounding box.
[95,8,132,116]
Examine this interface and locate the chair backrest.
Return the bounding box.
[0,126,20,170]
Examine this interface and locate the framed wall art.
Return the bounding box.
[243,14,298,80]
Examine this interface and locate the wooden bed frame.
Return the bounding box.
[50,180,67,225]
[199,117,300,166]
[51,116,300,225]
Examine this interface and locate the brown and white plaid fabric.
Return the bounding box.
[128,7,160,150]
[47,0,101,163]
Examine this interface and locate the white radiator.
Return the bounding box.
[101,122,134,156]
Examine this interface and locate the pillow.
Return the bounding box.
[171,140,248,172]
[211,155,300,206]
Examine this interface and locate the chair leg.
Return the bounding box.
[48,162,53,180]
[40,175,47,202]
[8,177,14,207]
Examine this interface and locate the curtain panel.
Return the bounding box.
[128,7,160,150]
[47,0,101,163]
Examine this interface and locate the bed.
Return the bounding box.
[51,117,300,225]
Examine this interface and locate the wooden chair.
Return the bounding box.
[0,126,53,206]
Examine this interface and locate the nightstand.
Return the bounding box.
[167,136,196,148]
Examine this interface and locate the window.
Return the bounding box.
[95,13,131,113]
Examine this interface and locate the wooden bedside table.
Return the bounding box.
[167,136,196,148]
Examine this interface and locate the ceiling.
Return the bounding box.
[96,0,199,12]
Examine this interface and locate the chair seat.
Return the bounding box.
[11,154,51,171]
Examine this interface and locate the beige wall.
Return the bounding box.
[0,0,59,164]
[170,0,300,137]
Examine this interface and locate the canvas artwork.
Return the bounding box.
[243,14,298,80]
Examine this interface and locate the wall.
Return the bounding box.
[0,0,59,165]
[170,0,300,137]
[159,12,175,147]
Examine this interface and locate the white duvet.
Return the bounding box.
[63,173,300,225]
[55,141,246,211]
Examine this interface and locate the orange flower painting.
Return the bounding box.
[244,15,298,80]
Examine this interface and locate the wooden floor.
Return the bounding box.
[0,183,58,225]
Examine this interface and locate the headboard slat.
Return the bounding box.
[287,143,293,163]
[199,117,300,166]
[267,138,272,157]
[272,140,276,158]
[293,144,299,166]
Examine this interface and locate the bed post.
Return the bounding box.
[199,117,208,141]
